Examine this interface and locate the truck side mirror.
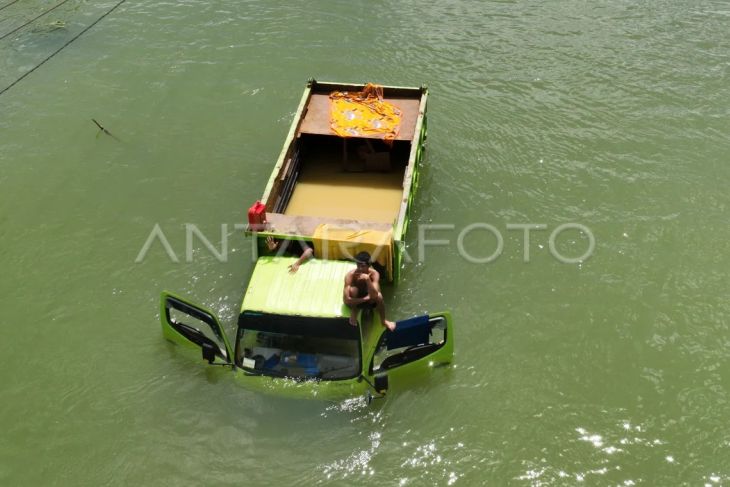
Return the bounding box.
[202,342,216,364]
[374,374,389,394]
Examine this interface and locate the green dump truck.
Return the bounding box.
[160,80,453,399]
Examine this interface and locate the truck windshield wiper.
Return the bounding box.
[320,364,356,379]
[241,365,304,380]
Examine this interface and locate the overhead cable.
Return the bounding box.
[0,0,74,42]
[0,0,128,97]
[0,0,22,13]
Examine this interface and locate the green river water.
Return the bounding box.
[1,1,729,485]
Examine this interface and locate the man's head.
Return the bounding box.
[354,251,371,272]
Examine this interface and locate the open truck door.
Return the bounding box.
[160,291,234,365]
[369,312,453,393]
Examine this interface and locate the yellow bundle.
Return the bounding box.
[312,224,394,281]
[329,83,402,141]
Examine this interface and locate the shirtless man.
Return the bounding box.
[343,251,396,331]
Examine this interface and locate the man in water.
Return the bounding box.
[343,251,395,331]
[265,236,313,273]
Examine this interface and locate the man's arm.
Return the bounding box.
[343,272,370,305]
[370,268,380,284]
[369,268,382,293]
[343,273,354,304]
[288,242,314,273]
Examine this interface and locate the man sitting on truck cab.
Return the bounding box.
[343,251,396,331]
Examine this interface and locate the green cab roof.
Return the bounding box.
[241,256,355,318]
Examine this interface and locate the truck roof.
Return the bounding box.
[240,256,354,318]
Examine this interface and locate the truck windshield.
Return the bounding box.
[236,312,361,381]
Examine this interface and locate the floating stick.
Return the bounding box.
[92,118,121,142]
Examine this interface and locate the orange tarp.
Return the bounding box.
[329,83,402,141]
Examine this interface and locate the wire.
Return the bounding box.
[0,0,127,97]
[0,0,74,42]
[0,0,21,13]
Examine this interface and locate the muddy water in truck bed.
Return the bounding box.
[284,159,405,223]
[1,0,729,485]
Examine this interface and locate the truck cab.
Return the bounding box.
[161,257,452,399]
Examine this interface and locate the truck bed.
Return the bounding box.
[254,80,428,282]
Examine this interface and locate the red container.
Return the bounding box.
[247,201,267,231]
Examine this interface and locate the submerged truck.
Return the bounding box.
[160,80,453,399]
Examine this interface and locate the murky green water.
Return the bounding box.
[1,1,729,484]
